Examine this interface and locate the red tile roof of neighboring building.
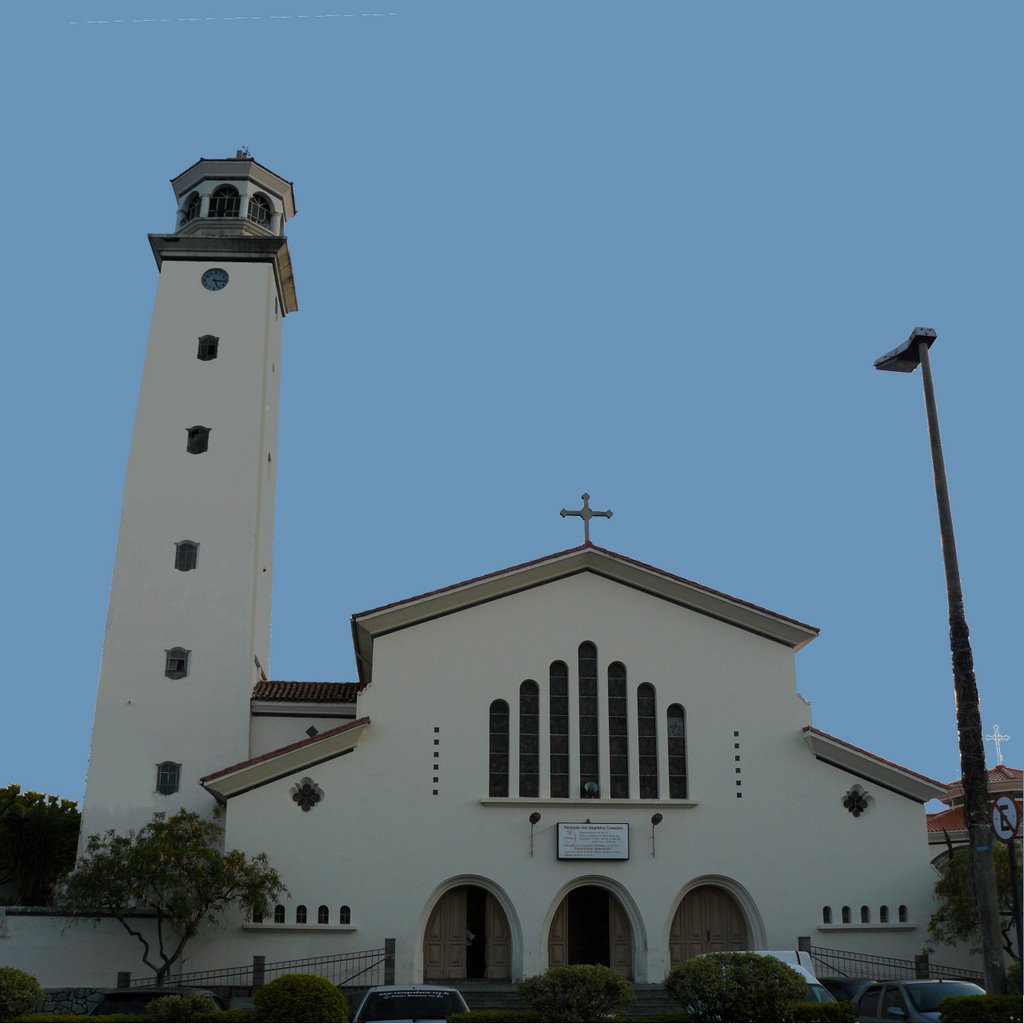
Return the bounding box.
[252,680,362,703]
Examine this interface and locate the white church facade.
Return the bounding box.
[13,155,976,987]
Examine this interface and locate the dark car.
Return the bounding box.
[821,977,876,1003]
[855,979,985,1022]
[351,984,470,1023]
[88,987,226,1016]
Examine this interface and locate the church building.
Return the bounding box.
[70,156,963,986]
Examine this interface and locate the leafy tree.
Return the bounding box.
[59,810,285,985]
[664,952,808,1023]
[0,784,80,906]
[518,964,634,1022]
[929,837,1020,961]
[0,966,45,1020]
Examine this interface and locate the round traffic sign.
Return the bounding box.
[990,795,1020,843]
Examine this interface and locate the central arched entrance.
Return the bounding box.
[669,884,748,964]
[423,885,511,981]
[548,885,633,977]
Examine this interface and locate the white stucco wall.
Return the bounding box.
[215,572,942,984]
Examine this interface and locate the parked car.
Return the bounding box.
[727,950,837,1003]
[855,979,985,1022]
[820,977,877,1003]
[351,984,470,1023]
[88,987,226,1015]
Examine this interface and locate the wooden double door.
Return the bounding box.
[669,885,748,965]
[424,886,511,981]
[548,885,633,977]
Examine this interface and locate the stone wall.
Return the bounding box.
[41,988,103,1014]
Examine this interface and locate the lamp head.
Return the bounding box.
[529,812,541,825]
[651,812,663,827]
[874,327,937,373]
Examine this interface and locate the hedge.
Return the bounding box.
[938,994,1023,1023]
[790,1002,857,1022]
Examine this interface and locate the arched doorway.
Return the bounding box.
[423,885,511,981]
[548,885,633,977]
[669,885,748,964]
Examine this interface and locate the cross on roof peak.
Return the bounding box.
[985,724,1011,765]
[560,492,613,544]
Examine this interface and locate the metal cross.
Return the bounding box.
[985,724,1011,765]
[560,492,613,544]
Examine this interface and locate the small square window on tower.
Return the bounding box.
[186,426,210,454]
[155,761,181,795]
[164,647,190,680]
[197,335,219,361]
[174,541,198,572]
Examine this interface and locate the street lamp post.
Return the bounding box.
[874,327,1006,994]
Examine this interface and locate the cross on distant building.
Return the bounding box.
[985,724,1010,765]
[560,492,613,544]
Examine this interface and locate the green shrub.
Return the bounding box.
[664,953,808,1023]
[519,964,634,1022]
[1008,961,1022,995]
[790,1001,857,1022]
[0,967,44,1021]
[938,993,1023,1022]
[253,973,348,1023]
[145,992,219,1021]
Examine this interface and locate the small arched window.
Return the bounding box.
[488,699,509,797]
[822,906,832,924]
[860,905,870,923]
[251,908,263,924]
[519,681,539,798]
[273,904,285,924]
[247,193,272,227]
[155,761,181,795]
[186,426,210,454]
[549,661,569,798]
[208,185,240,218]
[339,905,351,925]
[181,191,201,226]
[174,541,198,572]
[667,703,687,798]
[578,642,599,797]
[317,905,329,924]
[197,335,219,361]
[164,647,190,680]
[295,905,307,924]
[637,683,658,798]
[898,904,908,923]
[879,905,889,923]
[608,662,628,798]
[841,905,851,924]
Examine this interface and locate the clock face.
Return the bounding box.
[201,268,230,291]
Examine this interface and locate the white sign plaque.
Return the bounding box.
[990,796,1020,844]
[557,822,629,860]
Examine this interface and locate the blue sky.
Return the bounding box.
[2,1,1020,804]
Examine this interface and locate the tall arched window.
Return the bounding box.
[488,699,509,797]
[155,761,181,795]
[860,905,870,923]
[295,905,307,924]
[608,662,628,798]
[549,661,569,798]
[247,192,272,226]
[898,905,908,923]
[519,680,539,798]
[208,185,240,217]
[339,905,351,924]
[273,904,285,924]
[667,704,687,798]
[637,683,658,798]
[822,906,832,924]
[841,906,851,924]
[317,905,329,924]
[879,905,889,923]
[181,191,201,226]
[578,642,599,797]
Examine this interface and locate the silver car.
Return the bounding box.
[351,984,470,1023]
[855,980,984,1022]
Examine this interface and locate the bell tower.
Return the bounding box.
[80,154,298,841]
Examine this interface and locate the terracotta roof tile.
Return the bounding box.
[252,680,362,703]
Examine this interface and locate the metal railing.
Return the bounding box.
[806,943,984,984]
[128,939,395,991]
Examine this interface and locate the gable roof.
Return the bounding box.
[351,544,820,683]
[803,726,947,803]
[201,717,370,801]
